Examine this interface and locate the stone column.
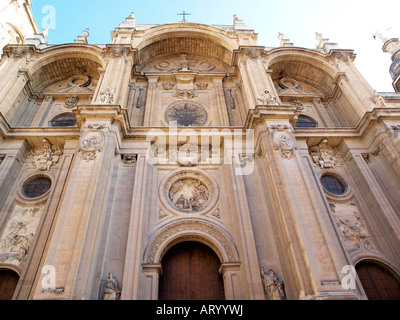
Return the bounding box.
[143,76,159,126]
[224,147,265,300]
[255,119,361,299]
[236,49,279,109]
[31,106,123,300]
[121,153,153,300]
[93,47,133,106]
[141,264,162,300]
[212,77,230,126]
[219,263,243,300]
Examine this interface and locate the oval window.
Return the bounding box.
[22,176,52,199]
[320,174,347,195]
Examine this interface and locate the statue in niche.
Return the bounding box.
[260,267,286,300]
[103,273,121,300]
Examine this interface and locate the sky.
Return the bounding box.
[30,0,400,92]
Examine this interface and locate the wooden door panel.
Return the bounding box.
[357,261,400,300]
[0,270,19,300]
[159,241,225,300]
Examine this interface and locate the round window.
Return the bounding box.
[22,176,52,199]
[320,174,347,195]
[165,104,207,127]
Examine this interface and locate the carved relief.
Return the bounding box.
[110,47,126,59]
[168,178,209,213]
[329,202,377,253]
[97,87,115,104]
[80,124,106,161]
[30,138,63,171]
[162,82,175,90]
[176,89,195,99]
[271,125,297,159]
[245,48,261,60]
[257,89,278,105]
[370,90,388,107]
[144,220,239,264]
[65,96,79,108]
[160,170,218,216]
[121,154,137,167]
[0,205,43,266]
[195,82,209,90]
[309,139,339,169]
[238,153,254,167]
[56,75,94,93]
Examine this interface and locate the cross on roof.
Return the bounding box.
[177,11,191,21]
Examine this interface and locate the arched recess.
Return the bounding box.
[0,267,20,300]
[355,259,400,300]
[143,219,240,265]
[158,241,225,300]
[142,219,241,300]
[28,45,105,94]
[135,23,237,68]
[266,48,360,127]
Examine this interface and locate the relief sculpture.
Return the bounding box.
[0,206,43,266]
[169,178,209,212]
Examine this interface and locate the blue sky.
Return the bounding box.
[31,0,400,92]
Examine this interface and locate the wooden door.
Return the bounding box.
[159,241,225,300]
[356,261,400,300]
[0,270,19,300]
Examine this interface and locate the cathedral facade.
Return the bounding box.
[0,1,400,300]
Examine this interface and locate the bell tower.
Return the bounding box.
[375,31,400,91]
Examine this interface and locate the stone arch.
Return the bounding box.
[28,45,105,93]
[355,258,400,300]
[266,48,338,96]
[0,266,20,300]
[143,219,240,265]
[135,23,237,67]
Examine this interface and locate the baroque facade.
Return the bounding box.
[0,4,400,300]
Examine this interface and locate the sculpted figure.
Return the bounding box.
[261,267,286,300]
[103,273,121,300]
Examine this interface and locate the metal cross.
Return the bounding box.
[177,11,191,21]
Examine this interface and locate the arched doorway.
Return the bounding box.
[159,241,225,300]
[0,269,19,300]
[356,261,400,300]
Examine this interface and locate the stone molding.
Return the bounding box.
[143,218,240,264]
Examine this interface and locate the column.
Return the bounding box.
[31,107,123,300]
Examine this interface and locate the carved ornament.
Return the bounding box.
[30,138,63,171]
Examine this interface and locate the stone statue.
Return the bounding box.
[103,273,121,300]
[257,89,277,105]
[261,267,286,300]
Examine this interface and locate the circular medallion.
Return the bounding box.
[160,169,218,215]
[80,129,104,152]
